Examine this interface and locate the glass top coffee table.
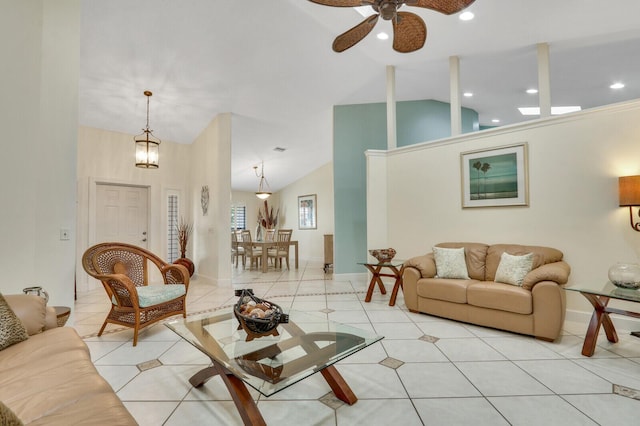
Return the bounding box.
[166,308,383,426]
[565,281,640,356]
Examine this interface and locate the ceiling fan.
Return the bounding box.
[308,0,476,53]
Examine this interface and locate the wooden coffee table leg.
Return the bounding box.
[189,366,220,387]
[321,365,357,405]
[191,363,266,426]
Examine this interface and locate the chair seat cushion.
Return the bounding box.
[112,285,186,308]
[137,285,186,307]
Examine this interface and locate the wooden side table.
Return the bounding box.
[359,261,404,306]
[54,306,71,327]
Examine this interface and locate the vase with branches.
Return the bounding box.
[174,217,195,276]
[258,200,279,229]
[256,200,279,241]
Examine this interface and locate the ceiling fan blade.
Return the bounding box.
[308,0,367,7]
[332,14,379,52]
[409,0,476,15]
[392,11,426,53]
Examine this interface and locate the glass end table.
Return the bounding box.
[565,281,640,356]
[358,260,404,306]
[166,309,383,425]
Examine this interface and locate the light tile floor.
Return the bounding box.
[73,261,640,425]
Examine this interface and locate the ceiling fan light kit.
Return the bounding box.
[309,0,476,53]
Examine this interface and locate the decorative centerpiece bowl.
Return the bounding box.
[608,263,640,290]
[234,289,289,341]
[369,248,397,263]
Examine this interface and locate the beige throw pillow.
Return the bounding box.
[433,246,469,279]
[0,293,29,351]
[495,252,534,286]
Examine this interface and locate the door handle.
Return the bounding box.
[142,238,147,242]
[142,231,147,235]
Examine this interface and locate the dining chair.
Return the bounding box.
[81,242,190,346]
[240,230,262,270]
[268,229,293,269]
[264,228,276,242]
[231,231,245,267]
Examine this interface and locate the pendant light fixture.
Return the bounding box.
[253,162,272,199]
[134,91,161,169]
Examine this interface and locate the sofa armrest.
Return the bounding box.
[403,253,436,278]
[522,261,571,290]
[4,294,48,335]
[45,306,59,329]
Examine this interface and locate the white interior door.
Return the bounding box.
[96,184,149,248]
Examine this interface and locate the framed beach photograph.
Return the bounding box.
[460,143,529,208]
[298,194,317,229]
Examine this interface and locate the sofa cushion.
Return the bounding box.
[433,246,469,279]
[0,327,137,425]
[0,293,29,351]
[436,243,489,280]
[417,278,475,304]
[485,244,563,281]
[467,282,533,314]
[495,252,534,286]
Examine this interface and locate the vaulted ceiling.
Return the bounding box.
[79,0,640,192]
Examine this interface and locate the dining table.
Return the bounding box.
[245,240,299,273]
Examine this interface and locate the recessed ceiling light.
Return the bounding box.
[491,119,500,123]
[463,92,473,97]
[526,88,538,94]
[377,32,389,40]
[459,11,474,21]
[518,106,582,116]
[610,82,625,89]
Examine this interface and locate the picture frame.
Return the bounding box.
[298,194,317,229]
[460,143,529,208]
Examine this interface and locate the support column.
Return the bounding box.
[537,43,551,118]
[449,56,461,136]
[386,65,397,149]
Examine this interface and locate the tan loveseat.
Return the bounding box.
[402,243,571,341]
[0,294,136,425]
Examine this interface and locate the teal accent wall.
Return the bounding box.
[333,103,387,273]
[397,100,480,147]
[333,100,479,274]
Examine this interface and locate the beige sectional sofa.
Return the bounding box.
[0,294,136,425]
[402,242,571,341]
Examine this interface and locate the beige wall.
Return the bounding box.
[0,1,79,308]
[189,113,232,287]
[76,115,232,290]
[231,162,333,263]
[278,162,334,262]
[369,99,640,322]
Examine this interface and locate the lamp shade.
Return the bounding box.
[619,175,640,206]
[135,132,160,168]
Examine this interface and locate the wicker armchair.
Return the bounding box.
[82,242,190,346]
